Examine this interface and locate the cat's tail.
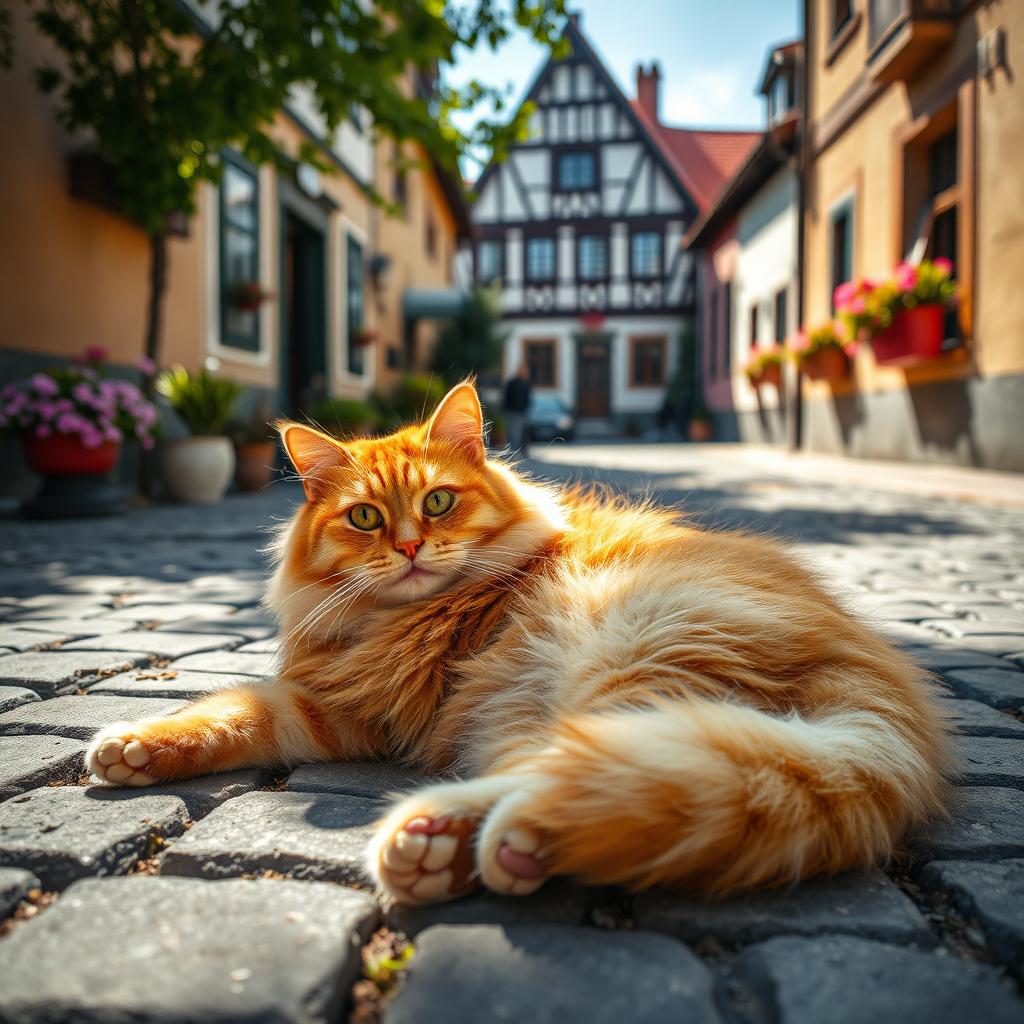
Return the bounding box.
[511,698,948,894]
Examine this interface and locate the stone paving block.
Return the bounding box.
[923,620,1024,639]
[0,694,185,740]
[61,630,243,658]
[0,686,39,715]
[868,602,947,622]
[88,668,253,700]
[0,650,151,697]
[0,625,74,651]
[169,649,275,676]
[935,635,1024,657]
[954,735,1024,790]
[732,935,1022,1024]
[0,786,189,889]
[944,669,1024,710]
[912,787,1024,861]
[12,616,137,638]
[386,882,593,938]
[141,768,270,819]
[160,789,378,884]
[0,735,87,802]
[236,637,282,654]
[633,869,931,946]
[385,924,721,1024]
[99,601,245,624]
[920,859,1024,980]
[287,760,438,800]
[908,646,1010,675]
[0,866,39,919]
[155,611,277,640]
[15,594,112,617]
[938,694,1024,738]
[0,877,379,1023]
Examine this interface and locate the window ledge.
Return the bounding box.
[826,12,862,67]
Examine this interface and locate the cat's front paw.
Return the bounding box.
[86,724,158,787]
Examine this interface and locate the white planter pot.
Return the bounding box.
[160,436,235,504]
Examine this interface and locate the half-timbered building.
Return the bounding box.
[471,13,759,432]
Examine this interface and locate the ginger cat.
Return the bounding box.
[87,382,948,904]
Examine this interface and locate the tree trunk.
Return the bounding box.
[138,230,167,496]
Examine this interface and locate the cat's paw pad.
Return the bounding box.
[86,724,157,787]
[480,824,549,896]
[375,814,480,904]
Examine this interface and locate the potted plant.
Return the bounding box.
[231,410,278,493]
[688,401,713,442]
[743,345,785,390]
[835,260,956,366]
[309,396,379,438]
[352,327,378,348]
[157,366,243,503]
[228,281,274,312]
[0,347,158,517]
[787,322,855,382]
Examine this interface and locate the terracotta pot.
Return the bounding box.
[871,305,946,366]
[160,436,235,504]
[801,345,849,382]
[235,441,277,492]
[688,419,713,442]
[23,434,120,476]
[752,362,782,389]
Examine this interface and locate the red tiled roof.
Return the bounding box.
[629,99,761,212]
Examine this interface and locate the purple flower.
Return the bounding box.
[135,355,157,375]
[141,435,155,451]
[84,346,109,364]
[72,382,95,405]
[31,374,58,397]
[35,424,52,439]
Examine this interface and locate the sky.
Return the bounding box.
[446,0,799,173]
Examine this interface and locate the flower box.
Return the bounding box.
[802,345,850,382]
[870,305,946,366]
[23,434,121,476]
[751,362,782,390]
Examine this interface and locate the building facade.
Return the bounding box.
[0,2,470,429]
[470,14,758,433]
[800,0,1024,469]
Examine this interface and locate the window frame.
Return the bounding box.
[577,234,609,281]
[346,232,366,376]
[829,194,856,312]
[526,237,557,282]
[218,150,261,353]
[774,288,788,344]
[631,231,662,279]
[524,338,557,388]
[708,284,719,380]
[630,335,667,388]
[557,151,597,191]
[749,303,760,350]
[832,0,854,38]
[477,239,503,284]
[722,281,733,373]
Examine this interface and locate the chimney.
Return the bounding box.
[636,62,661,124]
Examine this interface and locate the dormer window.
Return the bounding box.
[767,70,795,126]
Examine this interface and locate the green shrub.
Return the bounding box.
[389,374,447,425]
[309,397,378,438]
[156,366,242,436]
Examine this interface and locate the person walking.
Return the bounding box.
[503,362,532,456]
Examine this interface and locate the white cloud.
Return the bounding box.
[660,65,753,127]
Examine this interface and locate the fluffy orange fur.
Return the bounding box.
[86,382,949,902]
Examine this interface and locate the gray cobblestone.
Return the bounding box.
[0,786,189,889]
[0,694,185,740]
[0,734,87,801]
[0,866,39,918]
[61,630,243,658]
[0,877,378,1023]
[386,924,721,1024]
[287,760,436,800]
[99,601,248,624]
[732,935,1022,1024]
[153,609,277,639]
[908,646,1011,675]
[938,695,1024,738]
[12,616,137,638]
[0,650,151,696]
[168,650,275,676]
[913,787,1024,861]
[944,669,1024,710]
[953,735,1024,790]
[0,625,75,651]
[87,668,253,699]
[160,789,378,884]
[0,686,39,715]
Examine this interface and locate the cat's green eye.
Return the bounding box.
[423,488,455,517]
[349,504,383,531]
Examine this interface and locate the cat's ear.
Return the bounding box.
[425,382,485,464]
[276,421,347,499]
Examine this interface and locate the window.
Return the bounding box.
[524,340,556,387]
[219,155,260,352]
[749,304,760,349]
[346,234,365,375]
[425,213,436,259]
[830,199,854,310]
[723,282,733,372]
[832,0,853,37]
[526,238,556,281]
[768,72,795,125]
[774,288,788,343]
[868,0,903,48]
[477,240,502,283]
[631,232,661,277]
[631,336,666,387]
[558,152,596,190]
[578,236,608,280]
[708,286,719,380]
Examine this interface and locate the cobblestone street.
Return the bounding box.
[1,445,1023,1023]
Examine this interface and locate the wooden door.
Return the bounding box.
[577,339,610,417]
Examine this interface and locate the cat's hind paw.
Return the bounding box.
[478,817,549,896]
[86,724,157,787]
[372,814,480,904]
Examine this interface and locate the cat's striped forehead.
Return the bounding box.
[342,437,441,499]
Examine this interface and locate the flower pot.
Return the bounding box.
[23,434,121,476]
[160,436,235,504]
[235,441,277,492]
[688,419,713,442]
[871,305,946,366]
[751,363,782,390]
[801,346,849,382]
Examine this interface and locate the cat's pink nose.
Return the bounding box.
[395,538,423,561]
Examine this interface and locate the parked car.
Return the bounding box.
[528,394,575,442]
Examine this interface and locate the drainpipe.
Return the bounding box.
[790,0,812,452]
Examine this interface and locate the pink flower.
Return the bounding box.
[35,402,57,422]
[72,382,95,405]
[104,425,123,443]
[847,296,866,315]
[83,346,109,364]
[833,282,855,309]
[843,341,860,358]
[135,355,157,375]
[789,330,810,353]
[933,257,953,276]
[31,374,58,397]
[895,262,918,291]
[141,435,155,451]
